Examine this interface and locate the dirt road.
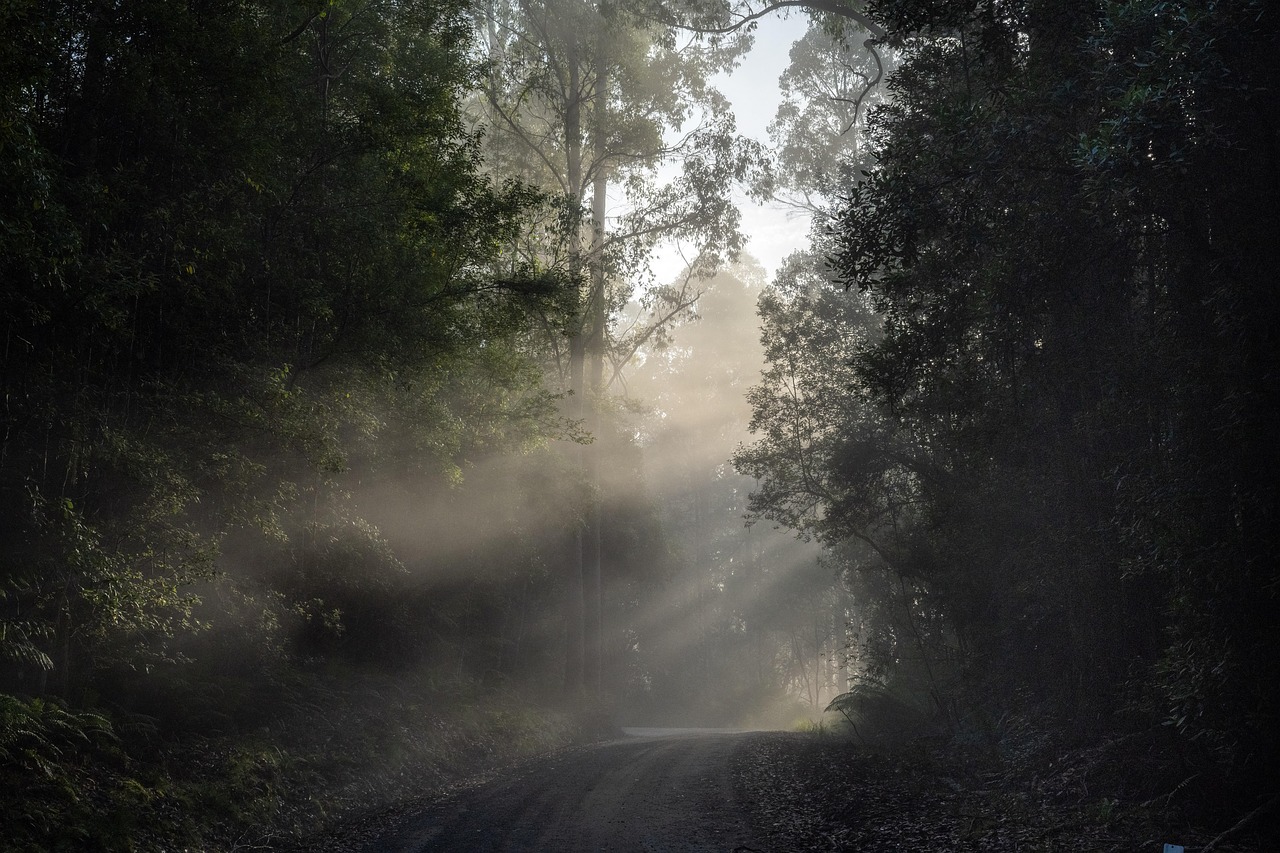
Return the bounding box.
[366,728,768,852]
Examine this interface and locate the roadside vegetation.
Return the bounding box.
[0,1,598,847]
[731,0,1279,846]
[738,730,1264,852]
[2,673,587,851]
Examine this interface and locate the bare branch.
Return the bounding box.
[663,0,886,40]
[835,38,884,134]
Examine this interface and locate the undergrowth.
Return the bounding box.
[789,691,1277,852]
[0,670,585,852]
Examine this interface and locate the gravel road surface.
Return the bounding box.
[366,728,768,852]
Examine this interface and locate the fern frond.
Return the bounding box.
[0,622,55,671]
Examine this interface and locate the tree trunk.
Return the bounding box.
[583,49,609,698]
[563,37,586,696]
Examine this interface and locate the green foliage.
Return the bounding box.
[742,0,1280,809]
[0,0,589,844]
[0,0,574,683]
[0,678,586,852]
[826,678,934,747]
[475,0,770,340]
[148,670,586,848]
[733,244,883,544]
[0,694,139,852]
[770,19,890,206]
[0,571,55,673]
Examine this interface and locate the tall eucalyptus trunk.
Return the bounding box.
[584,50,609,698]
[563,35,587,695]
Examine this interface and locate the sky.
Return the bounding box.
[714,14,814,279]
[650,13,814,285]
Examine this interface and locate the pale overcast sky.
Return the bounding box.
[649,13,813,285]
[715,13,813,281]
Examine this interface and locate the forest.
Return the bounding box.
[1,0,1276,849]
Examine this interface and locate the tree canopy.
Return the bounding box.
[741,0,1280,813]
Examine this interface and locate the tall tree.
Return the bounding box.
[739,0,1279,810]
[474,0,770,693]
[0,0,564,699]
[769,17,891,212]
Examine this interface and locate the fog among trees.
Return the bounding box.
[1,0,1276,849]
